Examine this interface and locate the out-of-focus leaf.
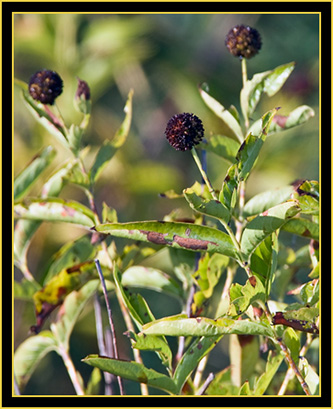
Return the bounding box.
[14,330,57,389]
[14,278,41,300]
[206,366,239,395]
[95,221,239,259]
[51,279,99,346]
[228,276,266,316]
[89,89,133,183]
[243,185,295,217]
[21,90,69,149]
[253,350,284,395]
[173,335,223,393]
[121,266,183,298]
[184,187,230,223]
[31,262,97,334]
[299,357,319,395]
[141,314,275,338]
[199,84,244,142]
[241,62,295,118]
[202,135,240,163]
[14,146,56,201]
[14,198,97,228]
[85,367,102,395]
[240,200,300,260]
[281,217,319,240]
[82,355,178,395]
[67,124,84,155]
[43,235,96,283]
[14,161,76,271]
[102,202,118,223]
[238,381,251,395]
[248,105,315,137]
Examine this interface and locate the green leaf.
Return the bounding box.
[292,180,319,215]
[121,265,183,298]
[241,62,295,118]
[67,124,84,155]
[21,90,69,149]
[51,280,99,346]
[173,335,223,393]
[202,134,240,163]
[192,253,229,310]
[85,367,102,395]
[248,105,315,137]
[43,234,96,283]
[89,89,133,183]
[220,108,279,212]
[199,84,244,142]
[14,146,56,201]
[14,278,41,300]
[253,350,284,395]
[243,185,295,217]
[240,200,300,260]
[32,263,98,333]
[206,367,239,395]
[250,232,278,298]
[299,357,319,395]
[141,314,275,338]
[272,308,319,334]
[14,198,97,228]
[281,217,319,240]
[95,221,239,259]
[130,332,173,370]
[82,355,178,394]
[228,276,266,316]
[184,187,230,223]
[113,265,173,369]
[14,330,57,389]
[283,327,300,366]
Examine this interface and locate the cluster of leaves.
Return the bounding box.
[14,53,319,396]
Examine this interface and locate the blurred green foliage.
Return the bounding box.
[14,12,319,395]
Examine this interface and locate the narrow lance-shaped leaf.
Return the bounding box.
[253,350,284,395]
[141,314,275,338]
[89,89,133,183]
[173,335,223,393]
[14,146,56,201]
[14,198,97,228]
[95,221,239,260]
[281,217,319,241]
[199,84,244,142]
[240,200,300,260]
[82,355,178,395]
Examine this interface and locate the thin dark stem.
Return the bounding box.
[94,259,125,395]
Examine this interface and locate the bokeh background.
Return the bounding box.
[14,13,319,395]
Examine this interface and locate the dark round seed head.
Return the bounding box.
[225,25,262,59]
[165,113,204,151]
[28,69,63,105]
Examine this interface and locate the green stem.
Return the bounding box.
[191,147,243,263]
[241,58,249,130]
[57,345,85,395]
